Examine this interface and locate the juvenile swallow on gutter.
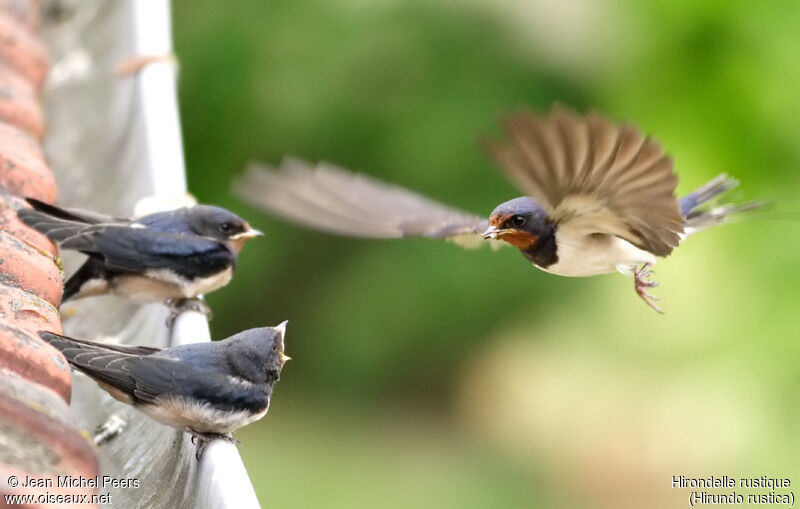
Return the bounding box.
[233,105,764,312]
[18,200,262,314]
[39,323,290,459]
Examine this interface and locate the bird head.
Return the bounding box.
[482,197,549,250]
[224,323,291,386]
[188,205,263,252]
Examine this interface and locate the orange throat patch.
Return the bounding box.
[229,238,248,254]
[497,230,538,250]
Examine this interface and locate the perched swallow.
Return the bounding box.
[17,200,263,310]
[233,105,763,312]
[39,323,290,459]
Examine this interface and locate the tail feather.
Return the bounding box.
[680,174,738,216]
[38,331,141,401]
[38,331,91,361]
[686,200,768,231]
[680,174,766,233]
[37,331,121,370]
[18,199,118,244]
[17,208,91,244]
[62,258,107,302]
[38,331,160,358]
[25,198,115,224]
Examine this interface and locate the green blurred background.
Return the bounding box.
[172,1,800,507]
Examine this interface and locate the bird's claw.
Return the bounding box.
[634,264,663,314]
[194,439,207,460]
[191,432,237,460]
[166,298,213,328]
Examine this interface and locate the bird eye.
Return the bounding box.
[510,215,526,228]
[220,222,233,233]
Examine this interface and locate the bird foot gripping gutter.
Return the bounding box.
[166,297,213,328]
[191,433,240,460]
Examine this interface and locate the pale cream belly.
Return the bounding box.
[537,233,657,277]
[141,396,269,434]
[102,267,234,301]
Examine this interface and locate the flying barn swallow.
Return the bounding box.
[233,105,763,312]
[39,323,290,459]
[18,199,262,315]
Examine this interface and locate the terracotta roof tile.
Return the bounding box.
[0,281,60,336]
[0,229,62,306]
[0,3,99,506]
[0,0,40,29]
[0,11,48,87]
[0,321,69,402]
[0,121,56,202]
[0,65,44,136]
[0,189,57,256]
[0,368,70,421]
[0,390,98,502]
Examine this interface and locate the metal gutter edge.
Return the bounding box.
[130,2,260,507]
[41,0,260,507]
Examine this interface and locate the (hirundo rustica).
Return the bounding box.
[233,105,763,312]
[18,200,263,314]
[39,323,290,459]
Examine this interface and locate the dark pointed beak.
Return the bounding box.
[482,225,506,240]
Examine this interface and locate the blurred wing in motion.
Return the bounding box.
[486,105,685,256]
[233,158,490,248]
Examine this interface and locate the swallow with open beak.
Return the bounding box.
[233,105,763,312]
[39,323,290,459]
[18,200,263,315]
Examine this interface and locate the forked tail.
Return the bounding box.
[680,174,766,234]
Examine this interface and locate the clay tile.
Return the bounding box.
[0,323,70,401]
[0,121,56,203]
[0,188,56,256]
[0,65,44,137]
[0,391,98,502]
[0,368,70,421]
[0,12,48,87]
[0,282,60,339]
[0,0,41,29]
[0,229,62,307]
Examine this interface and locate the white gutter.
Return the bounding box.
[42,0,259,507]
[129,0,187,198]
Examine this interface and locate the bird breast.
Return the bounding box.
[111,267,234,300]
[536,231,656,277]
[141,396,270,434]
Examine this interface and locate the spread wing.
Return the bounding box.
[58,226,234,279]
[486,105,685,256]
[233,158,490,249]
